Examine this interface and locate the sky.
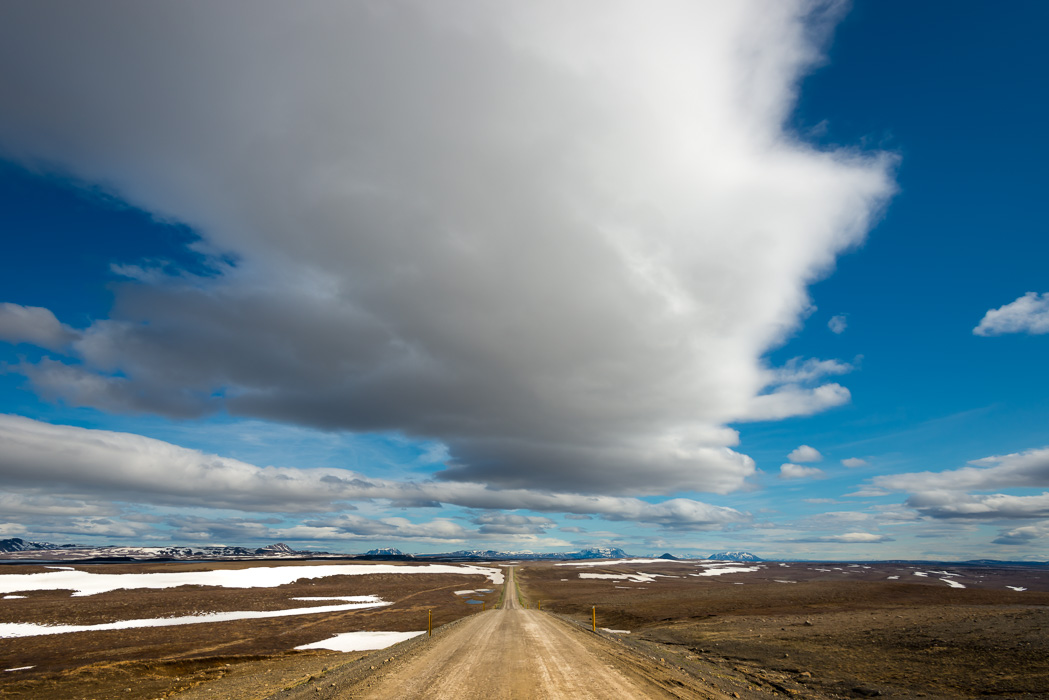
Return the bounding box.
[0,1,1046,560]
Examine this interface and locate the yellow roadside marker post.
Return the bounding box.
[538,600,541,611]
[428,609,432,637]
[592,606,597,632]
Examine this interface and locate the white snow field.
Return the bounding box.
[0,563,503,597]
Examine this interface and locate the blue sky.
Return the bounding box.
[0,1,1046,559]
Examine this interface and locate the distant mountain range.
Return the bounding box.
[420,546,631,561]
[0,537,312,560]
[0,538,634,562]
[5,539,1042,566]
[3,538,772,563]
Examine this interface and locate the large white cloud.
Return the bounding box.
[0,1,894,494]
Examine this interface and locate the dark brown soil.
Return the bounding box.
[517,561,1049,699]
[0,561,499,699]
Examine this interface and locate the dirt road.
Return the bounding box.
[271,567,725,699]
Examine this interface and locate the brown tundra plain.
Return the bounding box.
[0,558,1047,699]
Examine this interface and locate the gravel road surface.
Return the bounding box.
[268,567,726,699]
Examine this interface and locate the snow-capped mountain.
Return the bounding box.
[707,550,762,562]
[572,546,628,559]
[363,548,413,558]
[0,537,73,552]
[365,547,405,556]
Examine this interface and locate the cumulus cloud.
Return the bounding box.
[473,512,555,535]
[294,515,470,542]
[875,447,1049,521]
[827,314,847,334]
[974,292,1049,336]
[0,415,748,528]
[0,303,79,351]
[903,491,1049,520]
[0,1,894,494]
[841,457,867,468]
[993,520,1049,545]
[742,383,851,423]
[779,463,825,479]
[788,444,823,463]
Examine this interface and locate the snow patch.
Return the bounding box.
[4,666,34,672]
[0,597,390,638]
[940,578,965,589]
[689,566,760,577]
[290,596,378,603]
[1007,586,1027,592]
[579,572,656,583]
[295,630,424,652]
[3,595,26,599]
[600,628,630,634]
